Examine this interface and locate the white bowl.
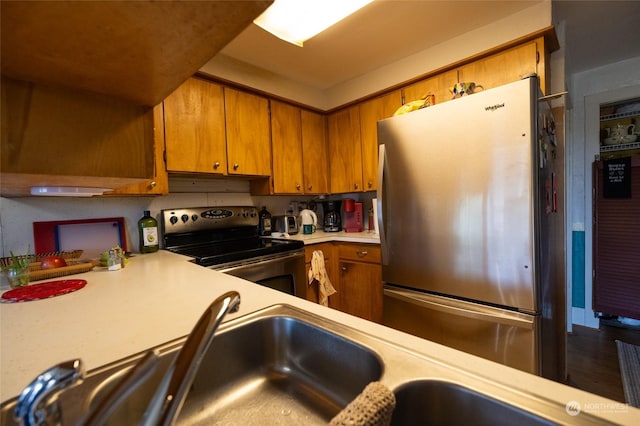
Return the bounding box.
[603,137,622,145]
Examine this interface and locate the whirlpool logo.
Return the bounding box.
[485,102,505,111]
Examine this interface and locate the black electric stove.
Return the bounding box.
[162,206,304,267]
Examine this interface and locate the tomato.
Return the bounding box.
[40,256,67,269]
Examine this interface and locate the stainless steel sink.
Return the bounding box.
[0,303,624,425]
[391,380,555,426]
[0,305,383,425]
[90,309,383,425]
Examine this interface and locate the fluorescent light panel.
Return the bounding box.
[254,0,373,47]
[30,186,112,197]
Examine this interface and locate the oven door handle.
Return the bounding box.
[211,250,304,274]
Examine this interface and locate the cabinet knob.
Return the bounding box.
[367,181,373,188]
[356,250,368,257]
[148,181,157,189]
[308,185,313,191]
[354,183,359,190]
[296,183,301,190]
[341,265,348,272]
[213,162,220,170]
[233,163,239,170]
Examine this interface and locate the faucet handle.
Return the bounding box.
[14,359,84,426]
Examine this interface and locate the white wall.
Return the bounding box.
[566,56,640,328]
[0,179,283,257]
[0,177,373,258]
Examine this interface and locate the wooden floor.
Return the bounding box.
[566,321,640,402]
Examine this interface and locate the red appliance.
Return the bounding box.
[344,202,363,232]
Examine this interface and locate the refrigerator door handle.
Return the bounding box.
[377,143,388,264]
[384,287,535,329]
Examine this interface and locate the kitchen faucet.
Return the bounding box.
[13,291,240,426]
[141,290,241,426]
[13,359,84,426]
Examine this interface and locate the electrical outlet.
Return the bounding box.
[287,202,297,215]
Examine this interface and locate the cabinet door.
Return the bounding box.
[328,106,363,193]
[359,90,402,192]
[305,243,340,309]
[105,104,168,195]
[402,69,458,106]
[225,88,271,176]
[271,100,304,194]
[163,77,227,174]
[593,156,640,319]
[301,109,329,194]
[1,76,153,179]
[457,41,539,93]
[338,260,382,323]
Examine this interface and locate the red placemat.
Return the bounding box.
[1,279,87,303]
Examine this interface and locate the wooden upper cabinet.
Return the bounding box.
[1,1,272,106]
[164,77,227,174]
[270,100,304,194]
[328,106,363,193]
[458,40,540,94]
[224,88,271,176]
[253,103,328,195]
[359,90,402,192]
[104,104,169,195]
[301,109,329,194]
[0,76,154,195]
[402,69,459,106]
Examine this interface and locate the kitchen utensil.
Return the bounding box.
[298,209,318,234]
[322,201,342,232]
[271,215,299,235]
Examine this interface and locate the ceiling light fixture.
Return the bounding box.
[254,0,373,47]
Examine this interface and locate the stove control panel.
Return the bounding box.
[162,206,259,234]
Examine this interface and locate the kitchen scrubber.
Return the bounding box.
[329,381,396,426]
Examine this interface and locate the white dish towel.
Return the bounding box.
[308,250,336,306]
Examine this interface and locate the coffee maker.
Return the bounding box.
[322,201,341,232]
[343,198,363,232]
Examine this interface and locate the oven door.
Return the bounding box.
[211,249,306,297]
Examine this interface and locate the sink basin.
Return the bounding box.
[84,307,383,425]
[391,380,555,426]
[1,303,624,425]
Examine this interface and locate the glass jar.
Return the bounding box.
[107,250,122,271]
[6,265,30,288]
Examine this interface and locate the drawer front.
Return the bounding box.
[338,243,380,263]
[305,243,333,263]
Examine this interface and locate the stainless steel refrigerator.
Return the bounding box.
[377,76,565,380]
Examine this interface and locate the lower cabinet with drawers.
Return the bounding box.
[304,242,382,323]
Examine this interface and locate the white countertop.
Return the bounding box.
[1,251,638,424]
[270,230,380,245]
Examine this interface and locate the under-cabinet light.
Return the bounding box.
[254,0,373,47]
[30,186,112,197]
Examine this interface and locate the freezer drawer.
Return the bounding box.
[383,286,540,375]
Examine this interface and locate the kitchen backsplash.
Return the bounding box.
[0,177,374,257]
